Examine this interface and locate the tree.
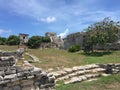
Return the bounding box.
[83,17,120,53]
[0,37,7,45]
[7,35,20,45]
[27,36,42,49]
[41,37,51,42]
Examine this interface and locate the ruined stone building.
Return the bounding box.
[63,32,85,49]
[45,32,64,48]
[19,33,29,45]
[63,31,120,50]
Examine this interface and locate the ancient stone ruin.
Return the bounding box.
[49,63,120,84]
[63,32,85,49]
[45,32,64,48]
[0,49,55,90]
[0,48,25,60]
[19,33,29,46]
[63,31,120,50]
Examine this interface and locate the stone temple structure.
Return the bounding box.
[19,33,29,45]
[45,32,64,48]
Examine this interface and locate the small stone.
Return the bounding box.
[48,68,54,72]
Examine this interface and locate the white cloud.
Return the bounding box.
[41,16,56,23]
[58,28,69,38]
[0,29,11,35]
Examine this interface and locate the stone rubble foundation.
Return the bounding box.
[0,49,55,90]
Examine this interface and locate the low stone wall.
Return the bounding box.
[0,48,24,60]
[0,67,55,90]
[93,43,120,50]
[0,56,55,90]
[63,32,85,49]
[98,63,120,74]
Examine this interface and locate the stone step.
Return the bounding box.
[48,63,120,85]
[49,64,101,78]
[50,67,105,79]
[55,68,105,82]
[64,73,101,84]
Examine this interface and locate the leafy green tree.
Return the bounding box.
[27,36,42,49]
[41,37,51,42]
[0,37,7,45]
[7,35,20,45]
[83,17,120,53]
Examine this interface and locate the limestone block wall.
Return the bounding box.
[63,31,120,50]
[93,43,120,50]
[98,63,120,74]
[0,48,24,60]
[0,66,55,90]
[0,55,55,90]
[63,32,85,49]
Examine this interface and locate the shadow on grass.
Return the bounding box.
[81,51,113,57]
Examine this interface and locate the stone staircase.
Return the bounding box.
[48,64,120,84]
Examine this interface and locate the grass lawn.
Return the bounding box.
[0,45,120,69]
[28,48,120,70]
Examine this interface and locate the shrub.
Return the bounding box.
[27,36,42,49]
[7,35,20,45]
[68,45,81,52]
[41,37,51,42]
[0,37,7,45]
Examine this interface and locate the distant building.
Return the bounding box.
[19,33,29,45]
[63,32,85,49]
[45,32,64,47]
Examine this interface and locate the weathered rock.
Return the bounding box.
[63,68,73,73]
[0,54,55,90]
[4,74,17,80]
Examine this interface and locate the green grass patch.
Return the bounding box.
[56,74,120,90]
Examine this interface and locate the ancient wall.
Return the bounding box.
[0,48,24,60]
[0,50,55,90]
[0,66,55,90]
[93,43,120,50]
[45,32,64,48]
[63,31,120,50]
[63,32,85,49]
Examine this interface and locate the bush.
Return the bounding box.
[68,45,81,52]
[27,36,42,49]
[7,35,20,45]
[0,37,7,45]
[41,37,51,42]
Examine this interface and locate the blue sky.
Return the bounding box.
[0,0,120,38]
